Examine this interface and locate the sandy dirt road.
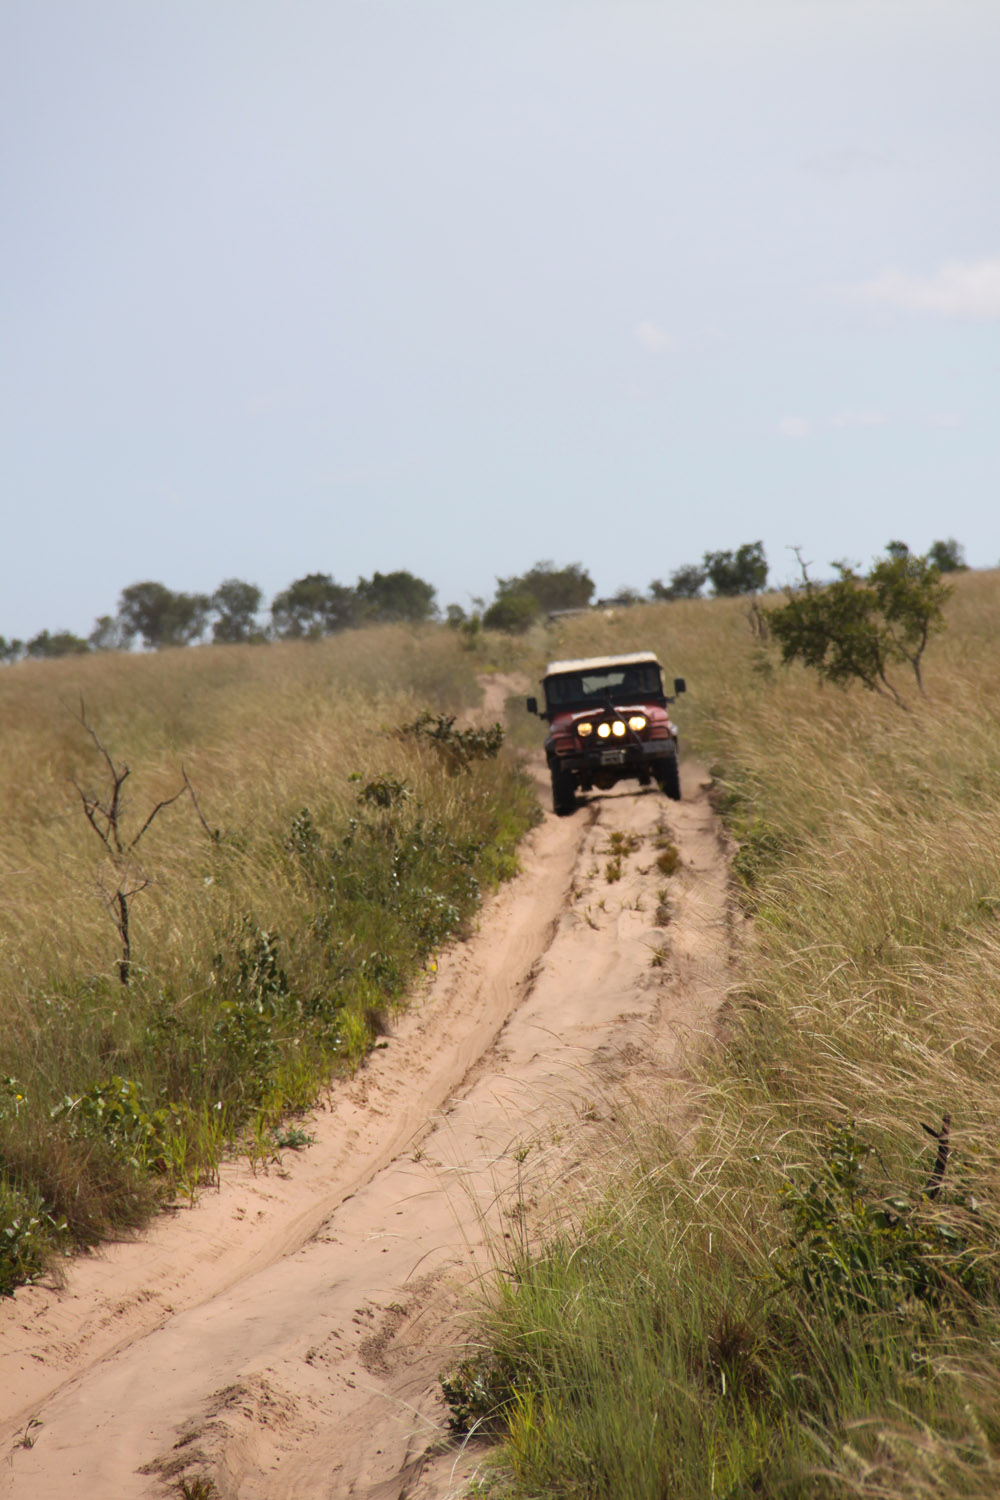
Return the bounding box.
[1,678,733,1498]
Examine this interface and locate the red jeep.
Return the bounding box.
[527,651,686,815]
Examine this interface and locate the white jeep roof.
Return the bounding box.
[544,651,661,677]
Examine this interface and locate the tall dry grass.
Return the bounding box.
[0,627,479,994]
[464,571,1000,1498]
[0,626,538,1279]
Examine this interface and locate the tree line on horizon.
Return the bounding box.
[0,538,968,663]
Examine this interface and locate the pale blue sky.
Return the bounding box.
[3,1,998,638]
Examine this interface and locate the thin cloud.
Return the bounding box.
[778,411,890,438]
[846,258,1000,318]
[636,321,672,353]
[801,146,887,179]
[827,410,888,429]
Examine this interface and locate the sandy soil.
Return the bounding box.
[0,676,734,1499]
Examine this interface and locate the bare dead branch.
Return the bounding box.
[115,889,131,984]
[128,785,187,851]
[96,867,150,908]
[182,767,221,843]
[76,697,117,776]
[71,779,115,856]
[789,545,814,588]
[922,1114,951,1200]
[75,698,130,853]
[95,867,151,986]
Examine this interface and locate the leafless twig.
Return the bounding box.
[182,767,221,843]
[129,786,188,851]
[922,1115,951,1200]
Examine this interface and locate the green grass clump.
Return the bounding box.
[462,1113,1000,1499]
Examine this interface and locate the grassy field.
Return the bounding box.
[458,571,1000,1498]
[7,577,1000,1495]
[0,625,539,1289]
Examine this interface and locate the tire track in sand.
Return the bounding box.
[1,683,733,1500]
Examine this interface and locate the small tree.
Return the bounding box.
[870,551,952,693]
[355,570,437,624]
[482,591,538,634]
[25,630,90,659]
[89,615,131,652]
[483,560,595,633]
[650,564,707,601]
[703,542,767,597]
[270,574,358,638]
[117,582,210,650]
[927,537,968,573]
[0,637,24,664]
[496,561,594,614]
[767,546,951,709]
[211,579,265,643]
[71,706,218,984]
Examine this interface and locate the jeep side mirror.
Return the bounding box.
[673,678,686,695]
[526,697,538,715]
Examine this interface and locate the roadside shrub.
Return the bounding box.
[356,773,411,808]
[51,1076,176,1173]
[401,710,505,769]
[0,1179,64,1296]
[774,1120,998,1320]
[441,1353,519,1434]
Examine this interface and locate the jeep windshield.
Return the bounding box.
[544,662,664,710]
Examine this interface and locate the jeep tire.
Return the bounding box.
[550,763,576,816]
[655,749,681,802]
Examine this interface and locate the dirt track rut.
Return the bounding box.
[1,683,732,1499]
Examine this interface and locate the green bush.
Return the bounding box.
[401,710,505,769]
[0,1177,65,1296]
[51,1076,176,1172]
[775,1120,997,1319]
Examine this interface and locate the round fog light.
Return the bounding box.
[612,721,626,737]
[597,722,611,739]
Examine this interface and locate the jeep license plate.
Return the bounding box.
[599,749,625,766]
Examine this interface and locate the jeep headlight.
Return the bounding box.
[597,722,612,739]
[628,715,647,732]
[578,722,593,737]
[612,720,626,737]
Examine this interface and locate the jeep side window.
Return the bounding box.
[546,675,582,706]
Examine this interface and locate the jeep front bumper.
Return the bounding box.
[551,741,676,772]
